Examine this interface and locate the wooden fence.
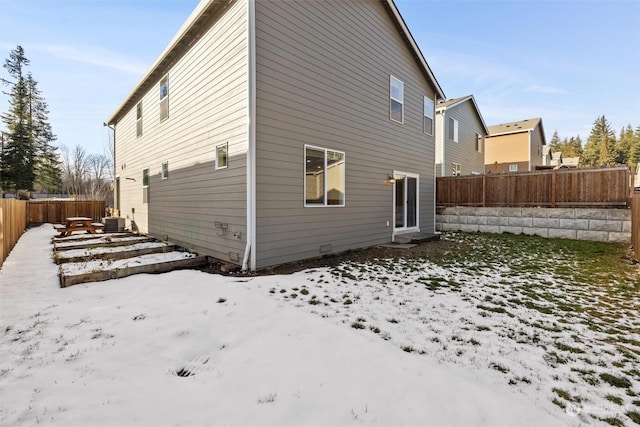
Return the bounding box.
[437,167,631,208]
[632,194,640,261]
[27,200,106,224]
[1,199,27,267]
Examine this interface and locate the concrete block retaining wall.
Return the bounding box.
[436,207,631,243]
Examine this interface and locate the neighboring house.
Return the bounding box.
[485,118,546,173]
[106,0,445,271]
[434,95,488,176]
[541,147,580,169]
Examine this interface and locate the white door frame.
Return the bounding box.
[392,170,420,237]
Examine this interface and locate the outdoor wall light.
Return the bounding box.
[387,175,395,184]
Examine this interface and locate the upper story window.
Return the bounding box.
[449,117,459,142]
[305,145,345,207]
[509,164,518,172]
[216,142,228,170]
[159,75,169,121]
[475,133,483,152]
[136,102,143,137]
[161,161,169,180]
[423,96,434,135]
[389,76,404,123]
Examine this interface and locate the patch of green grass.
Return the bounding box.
[601,417,625,427]
[477,304,508,314]
[369,326,380,334]
[605,395,624,405]
[387,318,399,324]
[627,411,640,424]
[600,373,632,388]
[402,345,414,353]
[351,322,365,330]
[489,362,509,374]
[300,289,309,295]
[555,342,585,354]
[543,351,568,367]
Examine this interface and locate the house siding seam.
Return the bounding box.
[115,0,249,264]
[254,0,437,268]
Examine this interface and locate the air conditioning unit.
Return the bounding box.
[103,216,125,233]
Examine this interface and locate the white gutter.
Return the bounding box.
[242,0,256,271]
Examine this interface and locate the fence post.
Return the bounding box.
[482,174,486,207]
[551,170,557,208]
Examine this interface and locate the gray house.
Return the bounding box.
[106,0,445,270]
[435,95,488,176]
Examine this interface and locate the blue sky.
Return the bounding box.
[1,0,639,156]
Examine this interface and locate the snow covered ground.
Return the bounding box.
[0,225,637,426]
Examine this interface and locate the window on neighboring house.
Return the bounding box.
[509,164,518,172]
[142,168,149,204]
[424,96,434,135]
[475,133,482,152]
[449,117,459,142]
[216,142,228,170]
[390,76,404,123]
[159,75,169,121]
[161,161,169,179]
[136,102,143,137]
[305,145,345,207]
[452,162,461,176]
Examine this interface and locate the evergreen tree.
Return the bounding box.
[26,73,61,193]
[1,46,35,196]
[563,136,583,158]
[1,46,60,196]
[548,131,562,152]
[582,115,618,167]
[629,125,640,167]
[615,125,635,165]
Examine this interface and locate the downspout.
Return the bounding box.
[104,122,116,210]
[242,0,256,271]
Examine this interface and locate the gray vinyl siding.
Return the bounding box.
[435,100,485,176]
[254,0,438,268]
[115,0,248,264]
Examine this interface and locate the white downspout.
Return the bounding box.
[242,0,257,271]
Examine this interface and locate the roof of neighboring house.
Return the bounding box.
[487,117,543,137]
[435,94,489,135]
[106,0,445,125]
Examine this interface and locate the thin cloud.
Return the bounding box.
[526,85,568,95]
[28,43,147,75]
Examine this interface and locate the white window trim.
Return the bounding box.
[142,168,150,188]
[509,164,518,172]
[161,161,169,180]
[392,170,420,233]
[304,144,346,208]
[476,133,482,152]
[136,101,142,138]
[215,142,228,170]
[452,162,461,176]
[389,75,404,124]
[423,96,434,135]
[450,117,459,142]
[159,75,169,122]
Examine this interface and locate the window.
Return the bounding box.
[389,76,404,123]
[216,142,228,170]
[475,133,482,152]
[161,161,169,179]
[159,75,169,121]
[142,168,149,204]
[136,102,143,137]
[449,117,459,142]
[452,162,461,176]
[423,96,434,135]
[509,164,518,172]
[305,145,345,207]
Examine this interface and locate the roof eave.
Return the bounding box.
[384,0,445,101]
[106,0,225,125]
